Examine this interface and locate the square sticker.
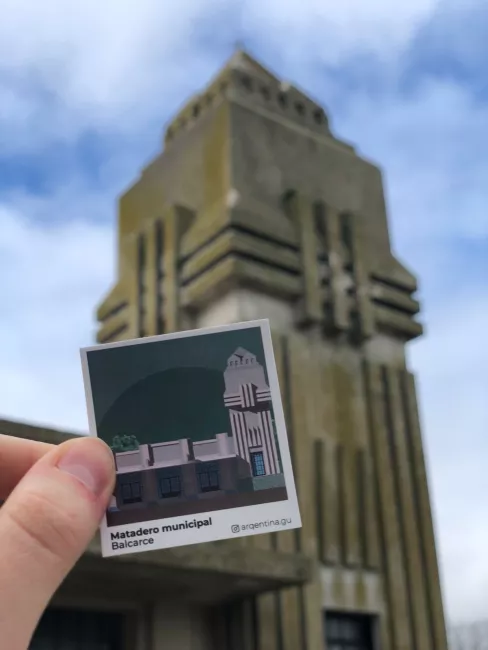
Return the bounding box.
[80,319,301,557]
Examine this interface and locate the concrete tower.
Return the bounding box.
[96,50,448,650]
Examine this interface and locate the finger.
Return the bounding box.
[0,436,115,649]
[0,435,53,499]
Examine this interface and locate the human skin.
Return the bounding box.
[0,434,115,649]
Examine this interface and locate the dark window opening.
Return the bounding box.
[313,108,325,124]
[159,475,181,499]
[323,302,334,325]
[282,189,296,216]
[121,480,143,504]
[241,74,253,91]
[349,309,361,343]
[31,607,124,650]
[295,101,305,115]
[192,104,200,118]
[197,462,220,493]
[260,85,271,100]
[340,213,353,252]
[313,201,327,245]
[318,260,328,285]
[278,91,288,108]
[324,612,375,650]
[251,451,266,477]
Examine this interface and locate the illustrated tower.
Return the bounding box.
[96,50,448,650]
[223,347,280,477]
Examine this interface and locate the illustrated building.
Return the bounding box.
[108,350,285,525]
[10,50,448,650]
[111,433,255,520]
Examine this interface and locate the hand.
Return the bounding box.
[0,433,115,649]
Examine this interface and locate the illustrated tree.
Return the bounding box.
[111,434,140,453]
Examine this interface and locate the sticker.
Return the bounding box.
[80,319,301,557]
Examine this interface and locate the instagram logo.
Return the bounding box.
[231,525,240,533]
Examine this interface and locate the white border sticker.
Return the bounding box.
[80,319,301,557]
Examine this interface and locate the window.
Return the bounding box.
[313,201,327,241]
[240,74,253,91]
[251,451,266,477]
[120,479,143,504]
[340,213,353,252]
[324,613,375,650]
[197,462,220,493]
[295,101,305,115]
[313,108,325,124]
[278,91,288,108]
[159,475,181,499]
[31,607,124,649]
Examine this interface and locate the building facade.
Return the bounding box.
[15,49,449,649]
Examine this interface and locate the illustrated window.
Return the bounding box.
[120,479,143,504]
[197,462,220,493]
[251,451,266,477]
[159,475,181,498]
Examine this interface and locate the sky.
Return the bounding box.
[0,0,486,626]
[85,326,265,424]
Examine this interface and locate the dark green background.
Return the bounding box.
[86,327,270,446]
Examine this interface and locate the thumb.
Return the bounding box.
[0,436,115,650]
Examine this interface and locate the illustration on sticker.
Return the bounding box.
[82,324,288,528]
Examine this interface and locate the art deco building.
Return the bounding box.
[108,347,284,526]
[15,50,449,649]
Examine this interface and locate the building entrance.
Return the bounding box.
[324,612,376,650]
[30,607,124,649]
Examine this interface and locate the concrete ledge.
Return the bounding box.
[89,533,311,583]
[0,418,82,444]
[80,535,312,603]
[374,304,424,341]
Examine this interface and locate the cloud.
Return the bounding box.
[242,0,441,68]
[0,188,114,432]
[0,0,447,152]
[0,0,228,152]
[334,79,488,241]
[411,289,488,623]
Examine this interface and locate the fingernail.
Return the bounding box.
[56,439,115,496]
